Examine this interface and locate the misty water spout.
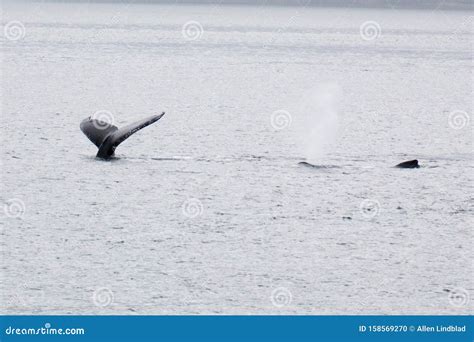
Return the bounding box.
[295,83,342,164]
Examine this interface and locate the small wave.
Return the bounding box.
[150,157,193,161]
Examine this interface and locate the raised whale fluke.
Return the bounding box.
[80,112,165,159]
[395,159,419,168]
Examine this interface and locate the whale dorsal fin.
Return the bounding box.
[107,113,165,149]
[80,117,118,148]
[395,159,419,168]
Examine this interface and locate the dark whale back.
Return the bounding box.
[395,159,419,168]
[297,159,421,169]
[80,113,165,159]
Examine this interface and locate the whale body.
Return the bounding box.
[395,159,419,169]
[298,161,339,169]
[80,113,165,159]
[298,159,421,169]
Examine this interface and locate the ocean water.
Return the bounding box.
[1,2,472,314]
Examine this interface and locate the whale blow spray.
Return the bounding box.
[297,83,341,164]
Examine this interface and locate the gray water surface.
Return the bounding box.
[1,3,472,314]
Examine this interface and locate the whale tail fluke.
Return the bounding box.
[80,118,118,148]
[80,112,165,159]
[111,113,165,147]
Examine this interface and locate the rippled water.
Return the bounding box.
[1,2,472,314]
